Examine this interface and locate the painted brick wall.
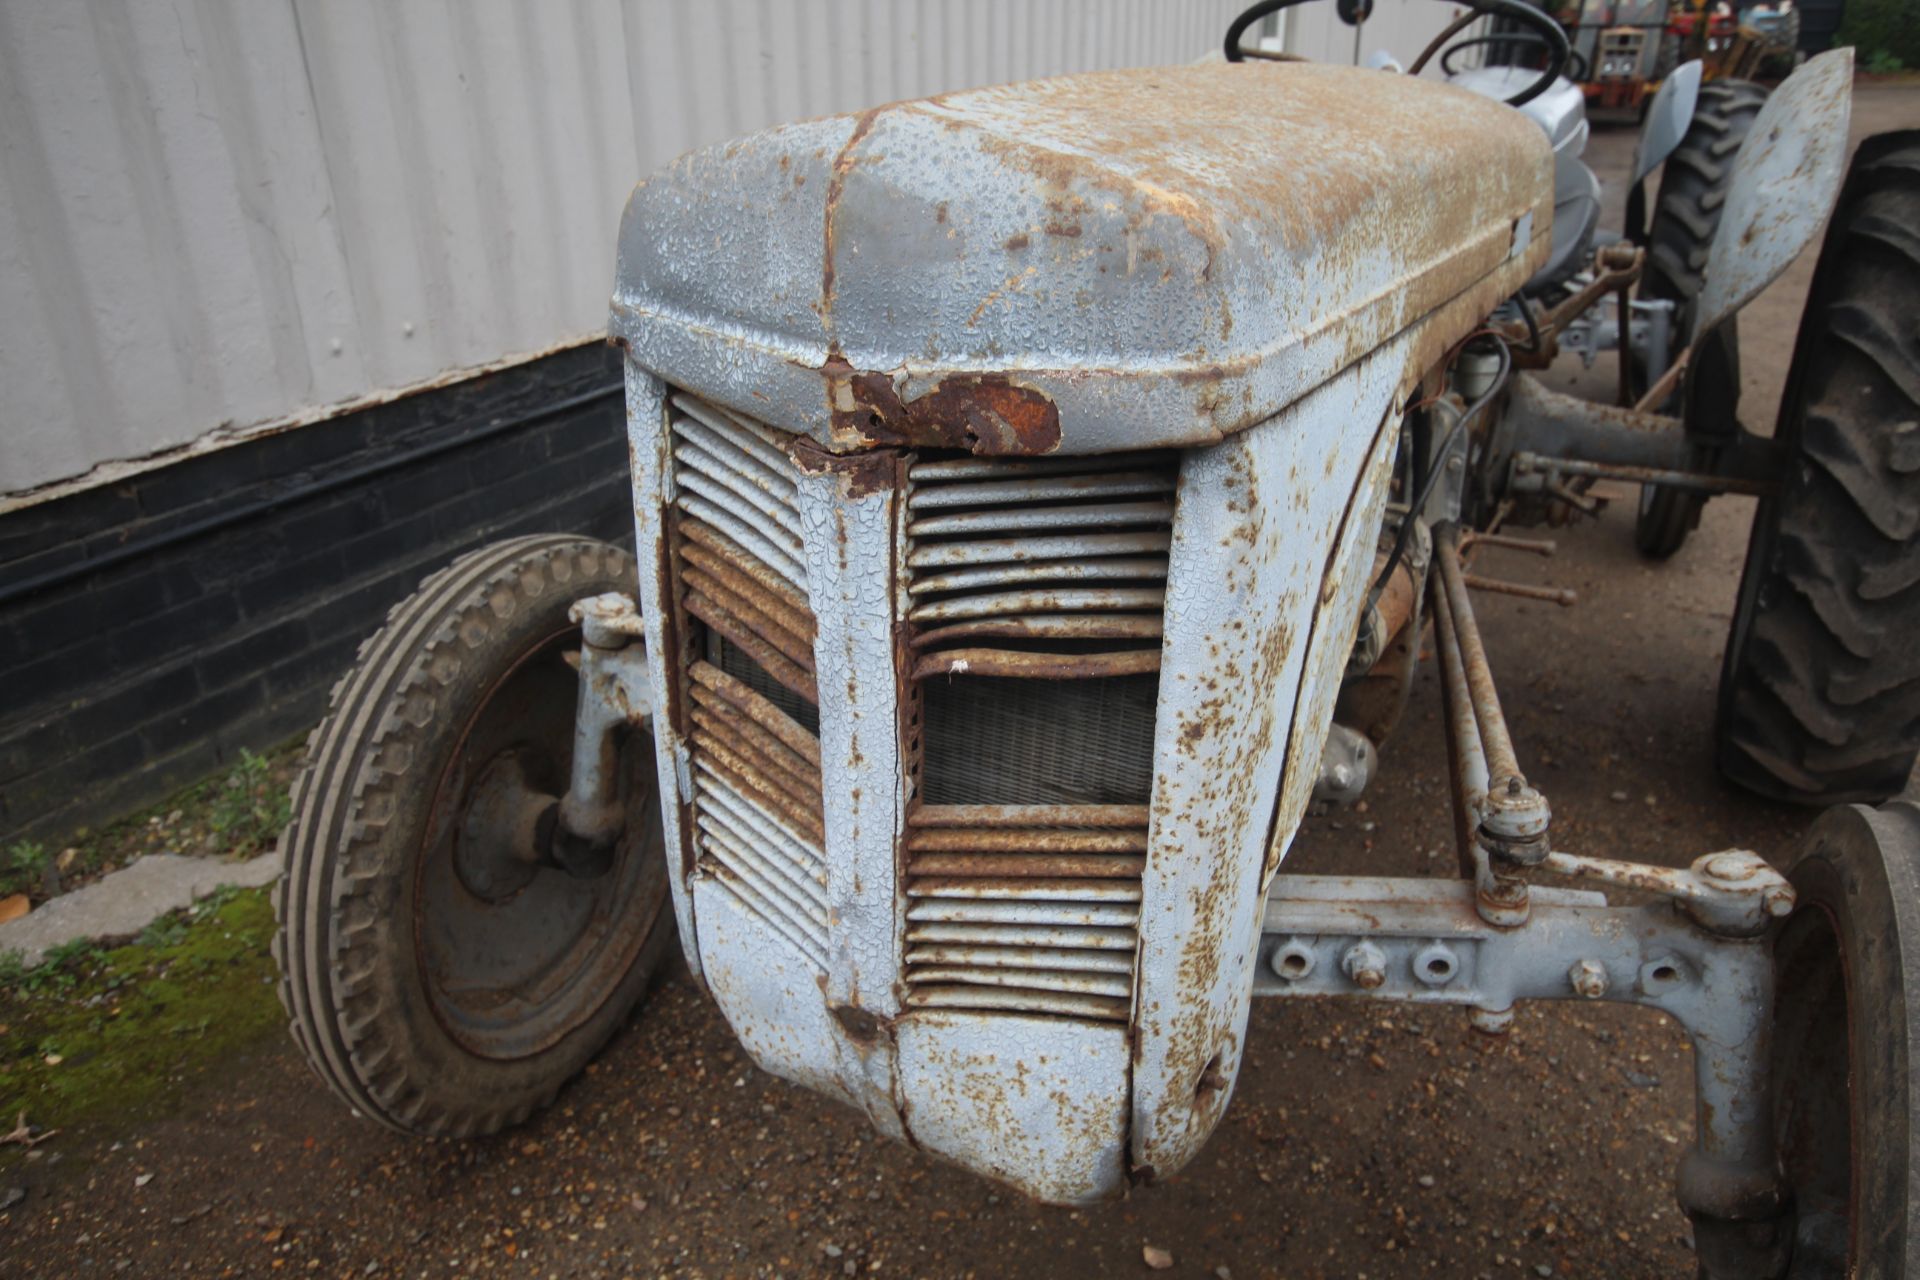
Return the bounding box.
[0,343,629,844]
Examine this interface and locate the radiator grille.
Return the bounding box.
[902,452,1173,1023]
[904,453,1175,681]
[669,392,825,967]
[902,804,1147,1022]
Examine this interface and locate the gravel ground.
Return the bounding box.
[2,77,1916,1280]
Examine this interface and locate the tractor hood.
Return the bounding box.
[611,62,1553,455]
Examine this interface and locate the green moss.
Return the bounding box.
[0,887,283,1153]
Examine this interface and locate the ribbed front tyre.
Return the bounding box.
[274,535,673,1136]
[1771,797,1920,1275]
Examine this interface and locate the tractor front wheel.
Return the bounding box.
[274,534,674,1136]
[1770,797,1920,1275]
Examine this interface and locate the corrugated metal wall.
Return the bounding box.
[0,0,1271,502]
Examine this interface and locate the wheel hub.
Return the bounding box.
[454,751,557,903]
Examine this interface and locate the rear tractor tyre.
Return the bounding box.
[274,534,673,1136]
[1634,79,1770,559]
[1771,796,1920,1275]
[1716,133,1920,805]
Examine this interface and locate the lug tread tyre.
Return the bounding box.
[1636,79,1771,559]
[274,534,665,1135]
[1644,80,1773,304]
[1717,134,1920,805]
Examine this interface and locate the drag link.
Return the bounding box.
[1433,524,1553,872]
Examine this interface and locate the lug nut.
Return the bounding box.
[1342,942,1387,990]
[1568,958,1608,999]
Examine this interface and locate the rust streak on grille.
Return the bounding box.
[906,876,1143,901]
[690,688,821,782]
[910,804,1151,828]
[691,706,821,795]
[683,569,816,670]
[908,827,1150,854]
[684,592,820,704]
[903,985,1131,1020]
[680,520,810,609]
[909,853,1148,878]
[911,648,1162,680]
[694,749,826,844]
[688,662,822,766]
[908,614,1163,650]
[680,535,815,640]
[694,727,822,819]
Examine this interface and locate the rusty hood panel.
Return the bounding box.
[611,62,1552,456]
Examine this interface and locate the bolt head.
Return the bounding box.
[1702,852,1761,882]
[1568,958,1609,999]
[1342,942,1387,990]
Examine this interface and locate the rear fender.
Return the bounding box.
[1626,60,1704,243]
[1692,48,1854,343]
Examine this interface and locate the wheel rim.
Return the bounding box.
[413,626,661,1061]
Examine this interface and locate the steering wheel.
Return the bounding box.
[1224,0,1571,107]
[1438,31,1589,82]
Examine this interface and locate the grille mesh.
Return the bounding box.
[669,393,825,967]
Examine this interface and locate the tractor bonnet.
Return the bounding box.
[612,62,1553,458]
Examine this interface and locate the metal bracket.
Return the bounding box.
[1394,508,1799,1276]
[1259,873,1791,1276]
[554,592,653,875]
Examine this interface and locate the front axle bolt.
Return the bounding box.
[1568,958,1609,999]
[1342,942,1387,990]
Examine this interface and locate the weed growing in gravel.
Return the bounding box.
[209,749,293,856]
[2,840,49,898]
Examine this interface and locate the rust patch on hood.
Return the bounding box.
[787,432,902,498]
[829,365,1062,455]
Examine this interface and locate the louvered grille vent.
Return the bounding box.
[669,393,826,968]
[903,804,1148,1022]
[902,451,1176,1023]
[903,454,1176,681]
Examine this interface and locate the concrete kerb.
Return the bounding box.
[0,850,281,967]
